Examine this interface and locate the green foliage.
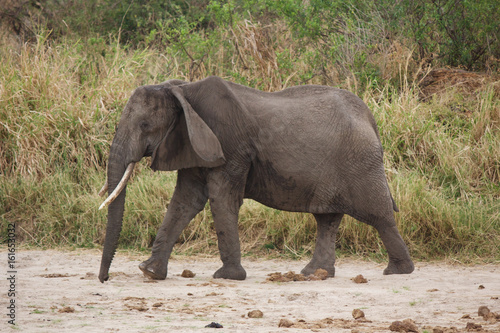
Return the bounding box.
[379,0,500,71]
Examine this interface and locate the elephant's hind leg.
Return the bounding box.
[301,213,343,277]
[376,223,414,275]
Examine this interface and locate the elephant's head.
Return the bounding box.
[98,80,225,283]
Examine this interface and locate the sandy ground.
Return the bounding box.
[3,249,500,332]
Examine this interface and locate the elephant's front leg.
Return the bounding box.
[301,213,343,277]
[139,170,208,280]
[207,172,246,280]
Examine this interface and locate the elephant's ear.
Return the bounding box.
[150,86,225,171]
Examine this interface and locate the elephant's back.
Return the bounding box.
[240,84,390,215]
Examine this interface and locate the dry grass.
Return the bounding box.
[1,22,499,262]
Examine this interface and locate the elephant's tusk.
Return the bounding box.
[99,162,136,210]
[98,180,108,197]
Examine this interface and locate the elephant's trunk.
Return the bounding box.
[98,144,135,283]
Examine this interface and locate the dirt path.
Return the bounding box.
[4,249,500,332]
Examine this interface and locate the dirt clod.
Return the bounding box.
[478,306,500,323]
[431,326,459,333]
[389,319,418,332]
[312,268,328,280]
[478,285,485,289]
[352,309,365,320]
[58,306,75,313]
[41,273,72,278]
[181,269,195,278]
[267,269,329,282]
[125,304,148,311]
[248,310,263,318]
[278,318,294,328]
[465,322,482,331]
[352,274,368,284]
[285,271,307,281]
[123,297,148,312]
[205,292,219,296]
[267,271,305,282]
[205,322,223,328]
[81,272,96,280]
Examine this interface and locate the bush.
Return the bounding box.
[379,0,500,71]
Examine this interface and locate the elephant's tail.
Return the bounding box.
[391,194,399,212]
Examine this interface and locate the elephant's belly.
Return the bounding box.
[244,167,344,214]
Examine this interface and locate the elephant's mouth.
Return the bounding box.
[144,144,156,158]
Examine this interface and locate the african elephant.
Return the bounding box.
[98,76,414,283]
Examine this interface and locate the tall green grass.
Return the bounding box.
[1,24,499,262]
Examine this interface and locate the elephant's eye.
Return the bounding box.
[139,121,151,132]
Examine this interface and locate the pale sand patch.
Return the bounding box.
[6,249,500,332]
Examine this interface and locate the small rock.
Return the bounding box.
[461,314,471,319]
[248,310,263,318]
[205,322,223,328]
[279,318,294,328]
[181,269,195,278]
[478,306,490,318]
[352,309,365,320]
[152,302,163,307]
[352,274,368,284]
[478,284,485,289]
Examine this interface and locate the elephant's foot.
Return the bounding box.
[301,261,335,277]
[383,258,414,275]
[213,264,246,280]
[139,257,168,280]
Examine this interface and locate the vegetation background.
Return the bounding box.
[1,0,499,262]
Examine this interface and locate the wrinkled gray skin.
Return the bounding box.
[98,76,414,283]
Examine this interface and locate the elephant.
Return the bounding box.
[97,76,414,283]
